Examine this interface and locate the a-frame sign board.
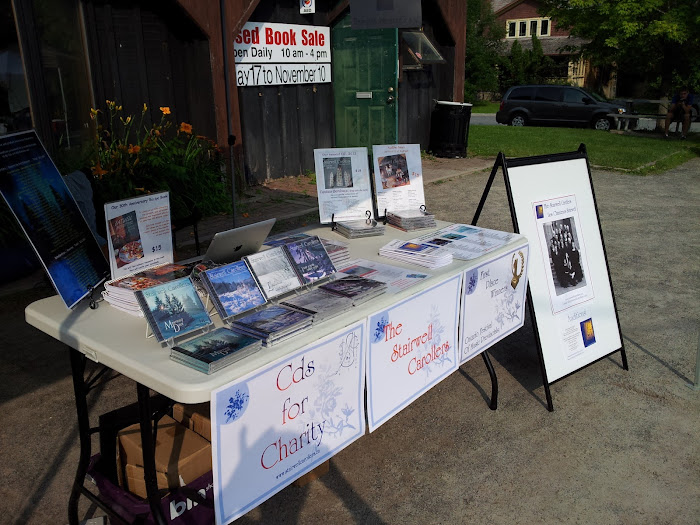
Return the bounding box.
[472,144,628,411]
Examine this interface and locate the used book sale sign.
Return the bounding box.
[366,275,461,432]
[234,22,331,86]
[211,320,366,524]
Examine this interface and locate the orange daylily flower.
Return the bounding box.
[128,144,140,154]
[179,122,193,134]
[160,106,171,115]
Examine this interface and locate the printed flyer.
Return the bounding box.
[366,275,461,432]
[372,143,425,215]
[104,192,173,279]
[211,320,366,524]
[533,194,593,314]
[460,243,529,363]
[0,130,109,308]
[314,147,373,223]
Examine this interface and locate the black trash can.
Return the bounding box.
[428,101,473,158]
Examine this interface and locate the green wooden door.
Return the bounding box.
[332,14,398,149]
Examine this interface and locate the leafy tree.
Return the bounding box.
[498,36,558,92]
[538,0,700,95]
[464,0,506,101]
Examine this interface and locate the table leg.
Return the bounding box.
[137,383,168,525]
[481,351,498,410]
[68,348,92,525]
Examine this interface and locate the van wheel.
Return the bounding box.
[510,114,526,127]
[593,116,612,131]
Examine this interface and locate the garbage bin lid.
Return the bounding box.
[434,100,473,106]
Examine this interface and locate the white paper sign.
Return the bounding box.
[234,22,330,86]
[314,147,373,223]
[460,242,529,363]
[372,144,425,215]
[366,275,461,432]
[104,192,172,279]
[211,321,366,524]
[300,0,315,14]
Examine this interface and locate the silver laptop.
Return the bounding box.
[180,218,276,264]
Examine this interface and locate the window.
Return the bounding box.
[506,18,551,38]
[563,89,588,104]
[535,87,561,102]
[509,86,534,101]
[401,31,446,70]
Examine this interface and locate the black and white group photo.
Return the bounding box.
[323,156,354,188]
[543,217,587,295]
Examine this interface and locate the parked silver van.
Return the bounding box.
[496,85,626,130]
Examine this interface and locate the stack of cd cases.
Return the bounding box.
[386,209,436,231]
[230,304,314,346]
[335,219,386,239]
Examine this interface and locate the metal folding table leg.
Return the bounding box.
[68,348,91,525]
[137,382,168,525]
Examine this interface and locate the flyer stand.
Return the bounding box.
[472,144,628,411]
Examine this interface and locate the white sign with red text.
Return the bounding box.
[211,320,366,525]
[234,22,331,86]
[366,275,461,432]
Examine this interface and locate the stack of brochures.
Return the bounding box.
[102,262,200,316]
[385,209,436,231]
[170,327,263,374]
[321,238,351,267]
[280,288,353,322]
[379,239,453,269]
[318,275,387,306]
[230,304,313,346]
[335,219,386,239]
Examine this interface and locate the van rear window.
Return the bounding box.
[509,87,534,101]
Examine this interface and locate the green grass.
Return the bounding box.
[468,126,700,174]
[470,101,500,113]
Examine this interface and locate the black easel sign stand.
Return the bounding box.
[472,145,628,411]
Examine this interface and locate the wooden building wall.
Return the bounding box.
[83,0,217,139]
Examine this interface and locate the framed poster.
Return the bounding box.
[372,143,425,216]
[0,130,109,308]
[313,147,373,223]
[503,148,625,384]
[211,320,366,524]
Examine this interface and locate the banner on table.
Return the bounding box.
[211,320,366,525]
[460,242,529,363]
[366,275,461,432]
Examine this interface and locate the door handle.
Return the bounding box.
[387,96,395,104]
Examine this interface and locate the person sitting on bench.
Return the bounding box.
[664,87,694,138]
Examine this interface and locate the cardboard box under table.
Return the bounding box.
[117,415,212,499]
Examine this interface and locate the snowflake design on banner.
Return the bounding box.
[465,268,479,295]
[494,286,521,328]
[222,385,250,424]
[372,314,389,343]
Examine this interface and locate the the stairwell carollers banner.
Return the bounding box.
[0,130,108,308]
[366,274,461,432]
[460,242,529,363]
[211,320,366,524]
[234,22,331,86]
[506,155,622,382]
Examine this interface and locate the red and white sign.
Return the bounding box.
[234,22,331,86]
[234,22,330,64]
